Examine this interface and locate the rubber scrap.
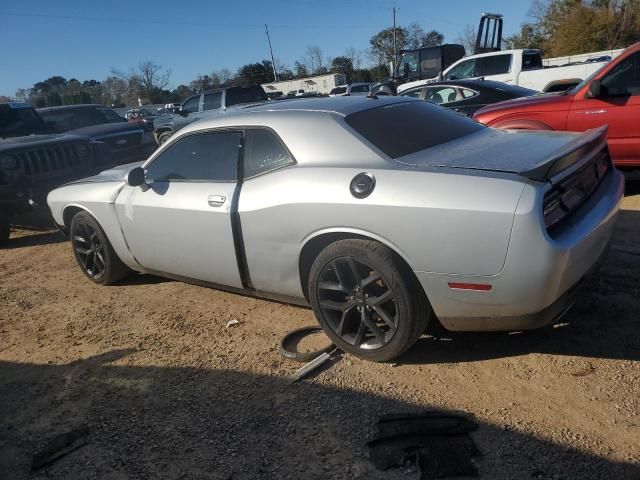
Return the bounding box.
[278,326,335,362]
[367,411,480,479]
[31,425,90,471]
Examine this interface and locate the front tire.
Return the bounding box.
[70,211,130,285]
[308,239,430,362]
[157,131,172,145]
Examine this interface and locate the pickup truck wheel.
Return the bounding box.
[70,211,130,285]
[157,131,172,145]
[308,239,430,362]
[0,210,9,243]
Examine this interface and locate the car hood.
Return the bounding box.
[398,126,606,182]
[0,133,87,151]
[64,122,144,138]
[474,91,573,117]
[64,161,144,186]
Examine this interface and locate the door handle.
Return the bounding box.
[208,195,226,207]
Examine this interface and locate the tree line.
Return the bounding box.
[506,0,640,56]
[9,1,640,108]
[11,21,445,108]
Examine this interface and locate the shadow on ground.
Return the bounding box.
[0,350,638,480]
[1,231,66,250]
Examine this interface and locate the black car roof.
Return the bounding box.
[408,79,538,95]
[37,104,108,112]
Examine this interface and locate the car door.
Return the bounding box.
[116,130,244,287]
[567,51,640,165]
[174,94,201,130]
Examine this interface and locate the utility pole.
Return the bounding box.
[265,24,279,82]
[392,5,397,68]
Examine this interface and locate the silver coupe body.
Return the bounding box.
[47,96,624,361]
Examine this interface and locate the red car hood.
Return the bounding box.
[474,92,574,119]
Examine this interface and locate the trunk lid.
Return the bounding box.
[398,126,608,182]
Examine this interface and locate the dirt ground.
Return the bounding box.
[1,181,639,480]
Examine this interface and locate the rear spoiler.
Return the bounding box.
[519,126,609,182]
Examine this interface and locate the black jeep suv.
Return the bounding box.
[0,103,99,242]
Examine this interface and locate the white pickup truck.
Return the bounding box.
[396,48,610,94]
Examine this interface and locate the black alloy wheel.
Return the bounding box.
[309,239,430,362]
[317,256,398,350]
[70,211,130,285]
[72,219,107,280]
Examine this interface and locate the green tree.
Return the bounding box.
[236,60,275,86]
[330,56,354,81]
[406,23,444,49]
[370,27,407,66]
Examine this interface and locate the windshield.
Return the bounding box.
[0,104,50,138]
[345,101,484,158]
[226,86,268,106]
[40,106,125,132]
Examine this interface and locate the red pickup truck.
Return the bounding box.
[473,42,640,168]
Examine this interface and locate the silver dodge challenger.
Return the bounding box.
[47,96,624,361]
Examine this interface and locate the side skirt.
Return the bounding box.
[139,267,310,308]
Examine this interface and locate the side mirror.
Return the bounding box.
[587,79,601,98]
[178,109,188,117]
[126,167,146,187]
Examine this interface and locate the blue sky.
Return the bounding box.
[0,0,533,97]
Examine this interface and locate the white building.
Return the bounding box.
[262,73,347,96]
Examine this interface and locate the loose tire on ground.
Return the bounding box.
[157,131,173,145]
[70,211,130,285]
[308,239,430,362]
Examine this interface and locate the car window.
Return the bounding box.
[398,51,419,80]
[476,54,512,76]
[243,129,293,178]
[330,86,347,95]
[461,88,477,99]
[400,88,424,99]
[181,95,200,114]
[39,106,126,132]
[350,84,370,93]
[1,105,49,138]
[601,52,640,97]
[444,59,476,81]
[226,86,268,106]
[146,131,240,182]
[345,101,484,159]
[203,92,222,111]
[522,52,543,70]
[425,87,458,105]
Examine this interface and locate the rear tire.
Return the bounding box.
[70,211,130,285]
[157,131,172,145]
[308,239,430,362]
[0,210,9,243]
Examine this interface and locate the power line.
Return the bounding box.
[0,11,387,31]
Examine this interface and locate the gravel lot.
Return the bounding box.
[1,180,639,480]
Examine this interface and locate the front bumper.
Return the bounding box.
[417,168,624,332]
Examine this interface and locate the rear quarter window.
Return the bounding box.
[345,101,484,159]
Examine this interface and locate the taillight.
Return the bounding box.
[543,149,610,232]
